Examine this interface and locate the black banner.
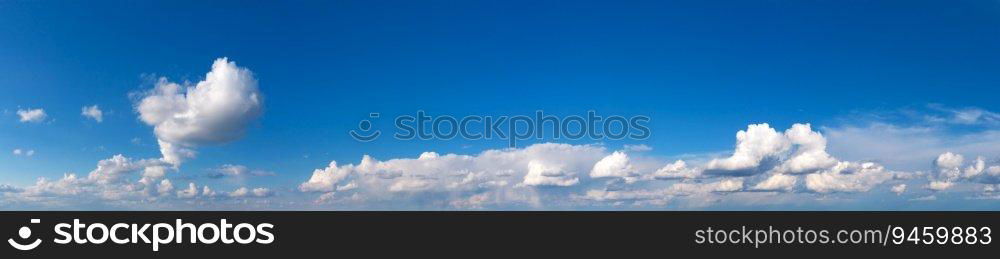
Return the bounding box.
[1,212,996,257]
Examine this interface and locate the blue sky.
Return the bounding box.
[1,1,999,210]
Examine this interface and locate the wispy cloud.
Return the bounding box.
[16,108,46,123]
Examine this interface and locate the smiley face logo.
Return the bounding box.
[8,219,42,251]
[349,113,381,142]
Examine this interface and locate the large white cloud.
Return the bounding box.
[774,124,837,174]
[136,57,262,166]
[705,123,838,175]
[590,151,637,179]
[705,123,789,172]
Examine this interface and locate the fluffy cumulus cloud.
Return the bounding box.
[590,151,637,179]
[704,123,837,176]
[136,57,262,166]
[926,152,999,191]
[705,123,790,173]
[81,105,103,122]
[16,108,46,123]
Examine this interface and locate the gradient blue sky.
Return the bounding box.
[1,0,999,210]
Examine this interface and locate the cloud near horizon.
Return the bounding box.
[294,122,995,209]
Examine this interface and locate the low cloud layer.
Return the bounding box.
[294,122,981,209]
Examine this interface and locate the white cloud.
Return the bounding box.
[228,187,272,198]
[582,178,743,204]
[294,123,921,207]
[962,156,986,178]
[934,152,964,180]
[16,108,46,123]
[926,181,954,191]
[804,162,893,193]
[22,173,86,197]
[136,57,262,166]
[590,151,636,179]
[12,149,34,157]
[7,154,177,205]
[650,160,700,179]
[336,181,358,191]
[229,187,250,198]
[88,155,142,184]
[86,154,166,184]
[139,165,168,185]
[891,184,906,195]
[774,124,837,174]
[81,105,103,122]
[157,179,174,195]
[202,186,217,197]
[523,160,580,186]
[252,188,273,197]
[177,183,198,198]
[926,105,1000,125]
[0,184,21,193]
[9,107,996,209]
[752,174,797,191]
[925,152,1000,190]
[825,124,1000,172]
[705,123,789,172]
[299,161,354,192]
[299,143,608,206]
[301,143,606,196]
